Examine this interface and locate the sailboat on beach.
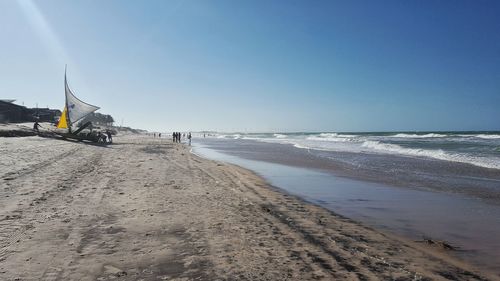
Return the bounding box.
[55,68,102,142]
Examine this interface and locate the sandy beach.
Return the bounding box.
[0,134,496,280]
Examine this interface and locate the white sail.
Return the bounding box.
[65,73,99,126]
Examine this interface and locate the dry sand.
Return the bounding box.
[0,135,496,280]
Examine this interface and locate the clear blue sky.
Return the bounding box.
[1,0,499,132]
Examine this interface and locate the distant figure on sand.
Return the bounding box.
[106,130,113,144]
[33,121,40,132]
[97,131,106,143]
[173,132,181,143]
[188,132,192,146]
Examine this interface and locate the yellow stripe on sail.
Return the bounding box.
[57,107,68,129]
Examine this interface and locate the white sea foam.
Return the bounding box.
[318,133,339,138]
[215,134,242,139]
[361,141,500,169]
[306,136,356,142]
[212,131,500,170]
[242,136,261,140]
[287,139,363,153]
[292,143,312,150]
[306,133,359,142]
[319,133,359,138]
[474,134,500,139]
[391,133,448,138]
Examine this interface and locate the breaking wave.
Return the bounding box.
[391,133,448,138]
[474,134,500,139]
[361,141,500,169]
[209,131,500,170]
[319,133,359,138]
[306,133,359,142]
[216,134,242,139]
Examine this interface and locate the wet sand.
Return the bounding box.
[0,135,496,280]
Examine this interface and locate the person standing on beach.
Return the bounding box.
[106,130,113,144]
[188,132,192,146]
[33,121,41,132]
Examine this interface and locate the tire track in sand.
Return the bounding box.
[0,149,103,263]
[1,146,81,181]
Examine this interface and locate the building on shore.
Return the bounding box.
[32,107,62,123]
[0,100,61,123]
[0,100,29,123]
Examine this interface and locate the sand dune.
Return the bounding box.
[0,135,495,280]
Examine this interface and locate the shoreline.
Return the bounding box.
[192,139,500,275]
[193,138,500,204]
[192,140,498,280]
[0,134,497,280]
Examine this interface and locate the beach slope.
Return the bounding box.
[0,135,494,280]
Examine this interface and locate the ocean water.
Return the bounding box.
[212,131,500,170]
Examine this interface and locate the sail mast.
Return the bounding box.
[64,65,72,133]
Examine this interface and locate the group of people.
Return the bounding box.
[172,132,181,143]
[172,132,192,145]
[91,130,113,143]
